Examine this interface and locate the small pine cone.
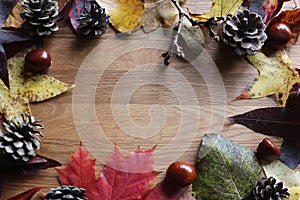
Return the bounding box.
[253,177,290,200]
[20,0,59,36]
[77,1,110,39]
[223,9,267,55]
[0,113,43,162]
[45,186,88,200]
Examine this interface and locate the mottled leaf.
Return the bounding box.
[192,134,263,200]
[262,160,300,188]
[8,48,75,102]
[3,0,24,29]
[269,8,300,46]
[236,50,300,106]
[6,187,44,200]
[97,0,144,32]
[286,186,300,200]
[0,154,61,175]
[189,0,243,21]
[229,92,300,169]
[140,0,178,33]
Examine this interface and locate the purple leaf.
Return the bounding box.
[0,31,31,88]
[228,92,300,169]
[0,154,61,175]
[56,0,93,33]
[249,0,291,25]
[0,0,19,28]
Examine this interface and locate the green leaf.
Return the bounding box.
[192,134,263,200]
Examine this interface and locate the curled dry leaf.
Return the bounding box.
[96,0,144,32]
[269,8,300,46]
[192,134,263,200]
[140,0,178,33]
[3,0,24,29]
[189,0,243,21]
[236,50,300,106]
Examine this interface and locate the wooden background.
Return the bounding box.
[2,0,300,198]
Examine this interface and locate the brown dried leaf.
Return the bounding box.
[3,0,24,29]
[140,0,178,33]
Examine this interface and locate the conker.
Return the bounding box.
[266,22,293,50]
[25,49,52,72]
[163,161,196,196]
[257,138,281,162]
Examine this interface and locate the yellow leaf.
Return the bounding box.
[3,0,24,29]
[97,0,144,32]
[189,0,243,21]
[262,160,300,188]
[8,48,75,103]
[140,0,178,33]
[285,186,300,200]
[236,51,300,106]
[0,82,30,120]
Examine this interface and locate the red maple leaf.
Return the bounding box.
[6,187,44,200]
[56,145,159,200]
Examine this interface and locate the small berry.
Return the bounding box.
[163,161,196,196]
[266,22,293,49]
[25,49,52,73]
[257,138,281,162]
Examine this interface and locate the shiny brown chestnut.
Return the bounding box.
[25,49,52,73]
[257,138,281,162]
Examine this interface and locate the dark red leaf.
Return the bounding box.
[6,187,44,200]
[0,154,61,175]
[228,92,300,169]
[56,0,93,33]
[0,0,19,28]
[249,0,291,25]
[56,146,104,199]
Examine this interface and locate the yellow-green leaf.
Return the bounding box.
[285,186,300,200]
[262,160,300,188]
[189,0,243,21]
[3,0,24,29]
[97,0,144,32]
[8,48,75,102]
[140,0,178,33]
[0,82,30,120]
[236,51,300,106]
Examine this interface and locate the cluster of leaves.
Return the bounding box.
[7,146,195,200]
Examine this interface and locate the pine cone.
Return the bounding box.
[45,186,88,200]
[77,1,110,39]
[253,177,290,200]
[20,0,59,36]
[223,9,267,55]
[0,114,43,162]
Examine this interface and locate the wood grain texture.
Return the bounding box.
[2,0,300,198]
